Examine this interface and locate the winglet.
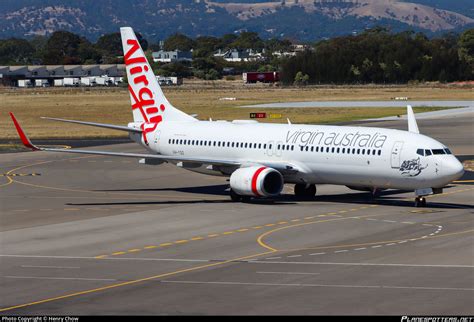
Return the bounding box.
[9,113,40,151]
[406,105,419,134]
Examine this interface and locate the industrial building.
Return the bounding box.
[0,64,126,87]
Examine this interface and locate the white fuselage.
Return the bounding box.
[130,120,464,191]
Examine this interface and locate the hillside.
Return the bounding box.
[0,0,472,41]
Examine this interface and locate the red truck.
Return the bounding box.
[243,71,280,83]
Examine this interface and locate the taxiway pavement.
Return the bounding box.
[0,116,473,315]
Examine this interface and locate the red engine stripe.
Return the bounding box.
[251,167,267,197]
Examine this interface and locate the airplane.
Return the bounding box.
[9,27,464,207]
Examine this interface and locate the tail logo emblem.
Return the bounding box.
[124,39,165,144]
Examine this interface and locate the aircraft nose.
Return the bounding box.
[444,158,464,181]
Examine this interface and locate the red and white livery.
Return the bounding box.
[9,27,464,207]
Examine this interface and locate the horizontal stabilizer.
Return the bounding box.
[41,117,142,133]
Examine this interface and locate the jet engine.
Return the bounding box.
[230,166,284,197]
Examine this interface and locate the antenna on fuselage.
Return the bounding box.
[407,105,420,134]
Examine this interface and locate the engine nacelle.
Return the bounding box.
[230,166,284,197]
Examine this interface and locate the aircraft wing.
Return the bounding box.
[41,117,142,133]
[10,113,300,173]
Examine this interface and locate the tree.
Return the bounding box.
[294,71,309,86]
[0,38,34,64]
[193,36,221,58]
[458,28,474,78]
[42,31,83,64]
[230,32,264,50]
[96,33,121,56]
[163,33,195,51]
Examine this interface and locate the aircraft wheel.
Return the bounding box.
[421,197,427,207]
[305,184,316,197]
[295,184,316,198]
[415,197,427,207]
[294,184,305,196]
[241,196,251,203]
[230,189,242,202]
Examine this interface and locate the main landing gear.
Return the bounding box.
[230,189,250,202]
[294,184,316,198]
[414,196,427,207]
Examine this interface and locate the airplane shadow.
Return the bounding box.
[67,183,473,209]
[94,184,230,196]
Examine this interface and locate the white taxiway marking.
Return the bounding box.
[161,280,474,292]
[251,261,474,268]
[257,272,320,275]
[3,276,116,281]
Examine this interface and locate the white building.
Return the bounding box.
[152,50,193,63]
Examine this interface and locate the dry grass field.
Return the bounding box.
[1,81,472,140]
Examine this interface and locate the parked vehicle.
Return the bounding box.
[18,79,33,88]
[35,79,50,87]
[53,79,64,87]
[63,78,80,87]
[243,72,279,83]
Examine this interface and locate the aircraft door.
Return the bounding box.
[275,141,283,157]
[153,130,161,153]
[266,141,274,156]
[390,141,404,168]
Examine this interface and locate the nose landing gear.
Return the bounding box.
[414,196,427,207]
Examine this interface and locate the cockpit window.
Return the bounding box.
[425,149,432,156]
[432,149,446,155]
[444,148,452,155]
[416,149,424,156]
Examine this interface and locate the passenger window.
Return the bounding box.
[331,147,335,153]
[258,143,262,149]
[362,149,365,155]
[326,147,330,153]
[337,148,340,153]
[378,150,381,156]
[291,146,294,151]
[416,149,424,156]
[357,149,360,154]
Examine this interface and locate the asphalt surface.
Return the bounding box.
[0,115,473,315]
